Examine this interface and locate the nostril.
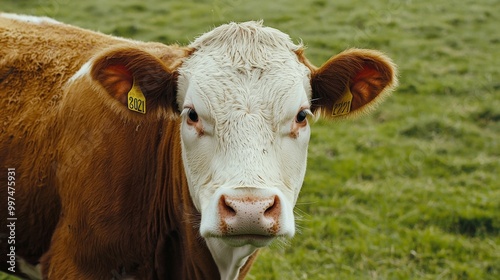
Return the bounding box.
[219,195,236,218]
[264,195,280,220]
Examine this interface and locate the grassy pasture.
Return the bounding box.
[1,0,499,279]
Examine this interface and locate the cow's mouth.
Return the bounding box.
[221,234,275,247]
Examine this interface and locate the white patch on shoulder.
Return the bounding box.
[68,61,93,85]
[0,13,60,24]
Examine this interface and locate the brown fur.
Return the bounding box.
[0,16,255,279]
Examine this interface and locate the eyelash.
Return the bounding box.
[182,107,199,124]
[295,109,312,123]
[187,108,198,123]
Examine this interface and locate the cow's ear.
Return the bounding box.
[308,48,398,118]
[91,47,178,114]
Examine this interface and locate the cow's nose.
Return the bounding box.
[218,194,281,235]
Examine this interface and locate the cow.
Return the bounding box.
[0,13,398,279]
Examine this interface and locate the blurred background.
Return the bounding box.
[1,0,499,279]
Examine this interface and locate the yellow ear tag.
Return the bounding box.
[127,80,146,114]
[331,86,353,116]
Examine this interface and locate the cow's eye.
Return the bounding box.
[296,110,308,123]
[188,108,199,123]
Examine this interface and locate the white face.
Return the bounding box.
[177,22,312,247]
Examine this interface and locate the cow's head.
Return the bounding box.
[74,21,396,279]
[176,21,397,249]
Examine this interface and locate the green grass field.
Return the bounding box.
[2,0,499,279]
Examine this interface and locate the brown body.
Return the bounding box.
[0,15,256,279]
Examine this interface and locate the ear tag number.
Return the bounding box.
[127,80,146,114]
[331,86,353,116]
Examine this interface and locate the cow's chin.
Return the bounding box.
[220,234,276,248]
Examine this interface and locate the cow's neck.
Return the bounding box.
[206,238,257,280]
[147,118,215,278]
[150,118,258,279]
[145,118,217,278]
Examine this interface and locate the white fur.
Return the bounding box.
[206,239,256,280]
[0,13,61,24]
[177,21,312,279]
[67,61,92,85]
